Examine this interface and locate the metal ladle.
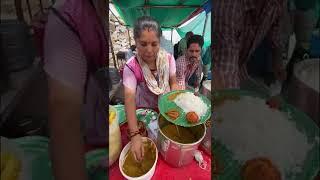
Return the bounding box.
[175,124,181,138]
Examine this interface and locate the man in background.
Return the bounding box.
[176,35,204,90]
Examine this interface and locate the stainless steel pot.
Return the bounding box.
[200,80,212,155]
[201,80,211,100]
[287,59,319,126]
[200,116,212,155]
[157,115,206,167]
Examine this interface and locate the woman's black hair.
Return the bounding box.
[187,35,204,48]
[130,45,136,51]
[133,16,162,39]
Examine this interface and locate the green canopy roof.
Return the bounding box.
[111,0,208,27]
[176,11,211,49]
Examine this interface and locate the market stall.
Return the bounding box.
[109,91,212,179]
[109,103,212,179]
[108,0,213,179]
[109,0,211,71]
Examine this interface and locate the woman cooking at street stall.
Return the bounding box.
[123,16,179,162]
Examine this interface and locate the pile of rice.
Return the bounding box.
[296,60,319,92]
[174,92,208,117]
[213,96,319,177]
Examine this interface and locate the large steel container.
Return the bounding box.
[200,80,212,155]
[287,59,319,126]
[157,115,206,167]
[200,115,212,155]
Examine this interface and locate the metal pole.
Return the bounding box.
[127,27,132,46]
[26,0,33,21]
[202,13,208,36]
[109,7,125,26]
[109,32,118,70]
[14,0,25,22]
[39,0,44,13]
[171,28,173,43]
[144,0,148,15]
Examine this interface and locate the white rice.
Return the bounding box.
[213,96,318,177]
[174,92,208,117]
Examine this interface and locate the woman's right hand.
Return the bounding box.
[130,134,144,162]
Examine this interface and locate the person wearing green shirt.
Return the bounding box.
[178,31,193,58]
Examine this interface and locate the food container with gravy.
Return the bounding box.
[157,115,206,167]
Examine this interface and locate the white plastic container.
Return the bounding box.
[119,137,158,180]
[109,105,122,166]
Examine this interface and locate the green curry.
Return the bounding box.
[161,124,199,144]
[122,140,156,177]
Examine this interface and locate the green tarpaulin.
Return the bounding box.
[112,0,207,27]
[112,0,211,49]
[176,11,211,49]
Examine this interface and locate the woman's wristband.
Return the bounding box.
[129,131,141,139]
[129,130,140,135]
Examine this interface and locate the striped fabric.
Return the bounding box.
[213,0,284,88]
[176,55,202,89]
